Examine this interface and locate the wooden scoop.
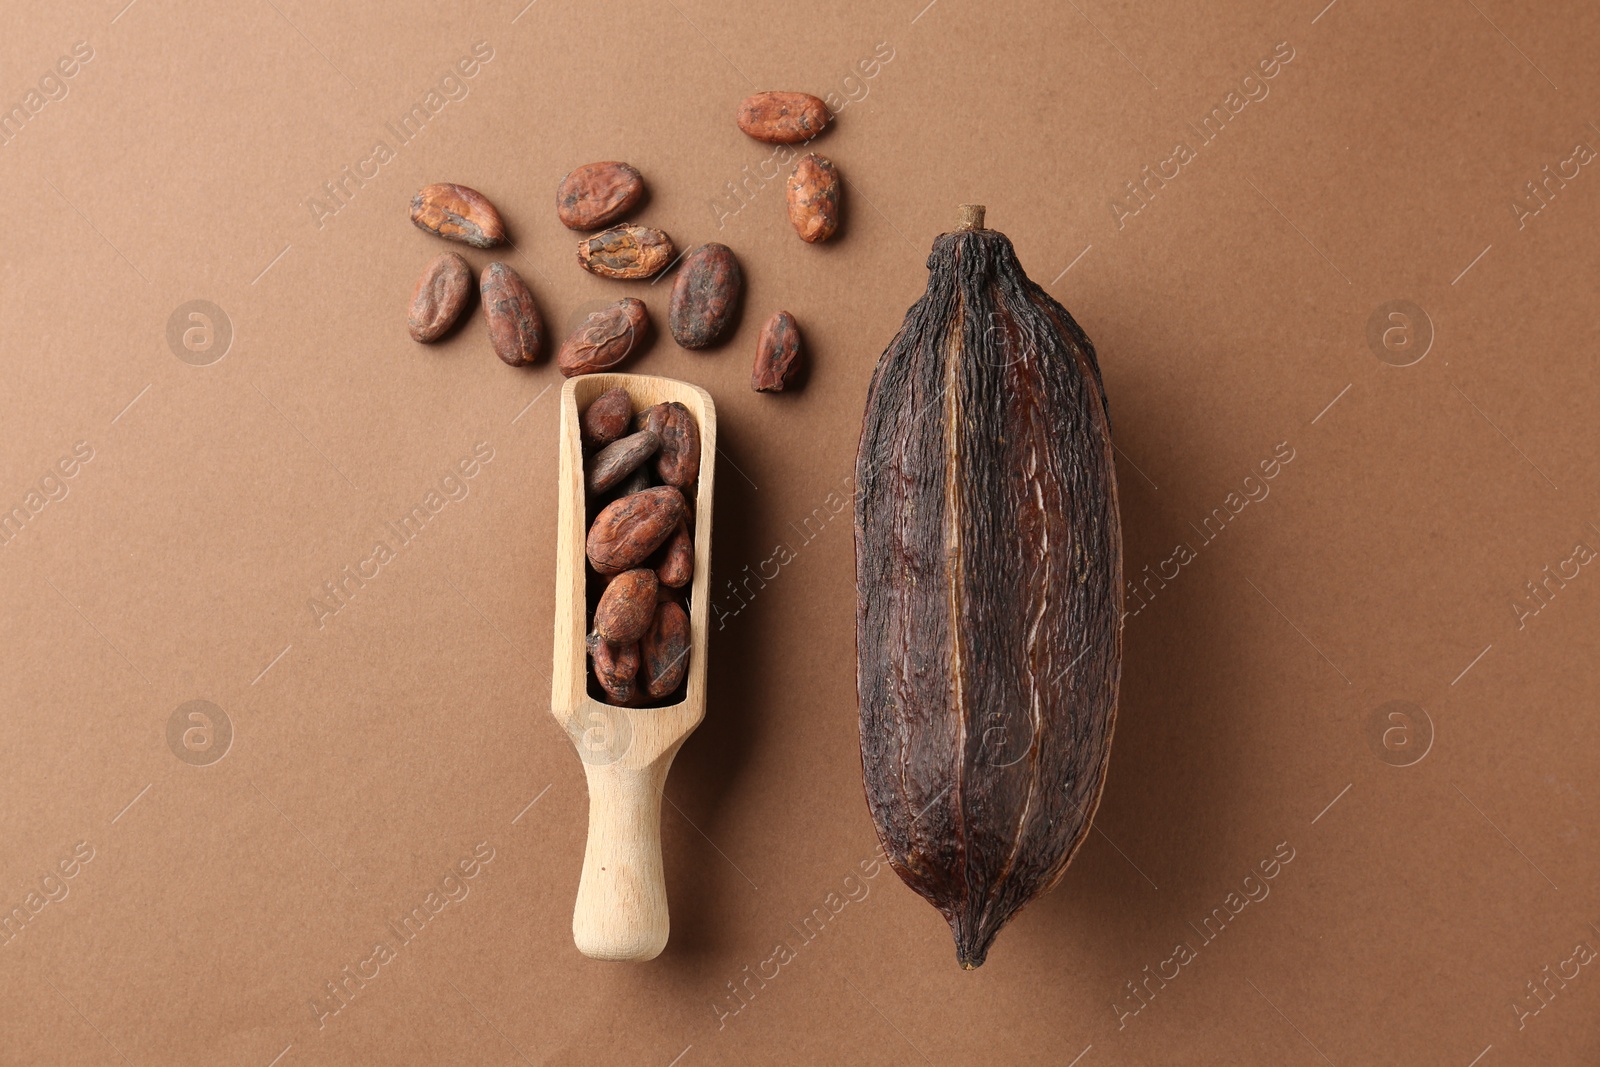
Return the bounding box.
[551,373,716,961]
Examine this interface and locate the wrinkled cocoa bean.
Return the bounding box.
[736,91,831,144]
[589,634,640,705]
[641,601,691,699]
[615,463,657,499]
[588,431,660,494]
[558,298,650,377]
[669,243,742,349]
[407,252,473,343]
[410,183,506,248]
[593,568,659,644]
[480,263,543,365]
[581,387,634,447]
[636,402,700,487]
[655,521,693,588]
[577,225,674,279]
[753,310,804,392]
[557,162,646,230]
[786,154,841,243]
[587,486,686,575]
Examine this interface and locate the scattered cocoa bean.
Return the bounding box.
[655,521,693,588]
[479,263,542,366]
[669,243,742,349]
[409,183,506,248]
[637,402,700,487]
[736,91,831,144]
[557,162,646,230]
[587,431,660,494]
[786,154,841,243]
[587,486,686,575]
[753,310,804,392]
[577,225,674,279]
[407,252,474,343]
[589,634,640,705]
[641,601,691,699]
[558,298,650,377]
[593,568,659,644]
[581,387,634,447]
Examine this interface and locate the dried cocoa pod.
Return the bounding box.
[786,154,841,243]
[589,635,640,705]
[640,600,691,699]
[409,183,506,248]
[587,485,686,575]
[577,225,674,280]
[736,91,831,144]
[752,311,804,392]
[581,387,634,447]
[557,162,646,230]
[407,252,473,343]
[587,430,660,494]
[480,263,543,366]
[636,402,700,487]
[655,520,693,588]
[558,298,650,377]
[669,243,742,349]
[593,568,659,644]
[855,205,1122,970]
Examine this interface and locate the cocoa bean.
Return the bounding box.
[558,298,650,377]
[655,520,693,588]
[636,402,700,487]
[587,486,686,575]
[581,387,634,447]
[640,601,691,699]
[587,431,660,494]
[615,463,657,499]
[410,183,506,248]
[407,252,473,343]
[593,568,659,644]
[736,91,831,144]
[752,310,804,392]
[577,225,674,280]
[669,243,742,349]
[557,162,646,230]
[589,634,640,705]
[786,154,841,243]
[479,263,543,366]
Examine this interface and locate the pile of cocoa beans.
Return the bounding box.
[403,89,844,393]
[580,387,699,705]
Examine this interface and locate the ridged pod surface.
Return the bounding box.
[854,206,1122,969]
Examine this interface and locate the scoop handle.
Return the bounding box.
[572,760,672,961]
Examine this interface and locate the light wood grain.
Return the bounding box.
[550,373,716,962]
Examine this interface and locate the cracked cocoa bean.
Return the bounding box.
[410,183,506,248]
[577,225,674,279]
[407,252,473,343]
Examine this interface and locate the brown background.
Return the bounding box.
[3,0,1598,1063]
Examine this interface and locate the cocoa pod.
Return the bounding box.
[589,635,640,705]
[587,431,660,494]
[855,205,1122,970]
[786,154,841,243]
[636,402,700,487]
[587,486,686,575]
[557,162,646,230]
[655,520,693,588]
[577,225,674,280]
[480,263,543,366]
[593,568,659,644]
[752,310,804,392]
[669,243,742,349]
[736,91,831,144]
[640,600,691,699]
[558,298,650,377]
[407,252,473,343]
[409,183,506,248]
[581,387,634,447]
